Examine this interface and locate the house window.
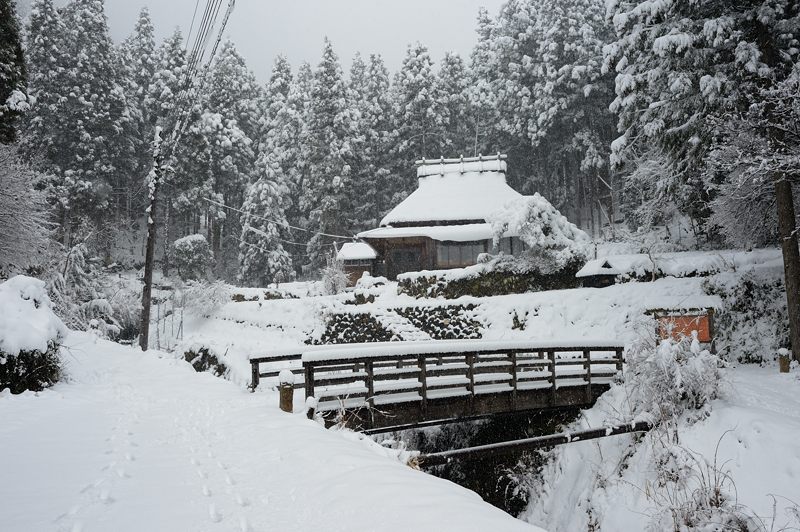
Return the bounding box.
[436,241,487,268]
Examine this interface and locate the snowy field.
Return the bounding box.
[0,331,539,532]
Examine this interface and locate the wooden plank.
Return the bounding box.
[249,353,303,364]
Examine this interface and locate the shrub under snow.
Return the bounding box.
[627,333,721,424]
[0,275,67,393]
[172,234,213,281]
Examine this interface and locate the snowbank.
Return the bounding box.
[0,331,541,532]
[0,275,66,357]
[522,366,800,531]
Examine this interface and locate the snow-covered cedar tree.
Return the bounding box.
[0,0,29,143]
[626,331,721,425]
[0,144,50,275]
[172,234,213,281]
[604,0,800,232]
[470,0,615,225]
[238,154,294,287]
[321,252,348,295]
[705,65,800,248]
[0,275,66,393]
[489,193,590,273]
[303,38,357,272]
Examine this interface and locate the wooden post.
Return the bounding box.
[418,355,428,420]
[304,364,315,400]
[583,349,592,403]
[279,384,293,412]
[365,360,375,410]
[279,369,294,413]
[779,348,791,373]
[615,348,624,375]
[548,350,556,405]
[466,353,475,412]
[250,360,260,392]
[510,351,518,409]
[139,130,164,351]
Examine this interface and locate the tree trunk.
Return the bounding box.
[776,177,800,362]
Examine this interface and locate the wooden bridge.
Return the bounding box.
[250,339,624,432]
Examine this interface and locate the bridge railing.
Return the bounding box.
[297,341,625,414]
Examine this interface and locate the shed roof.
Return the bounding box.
[336,242,377,261]
[379,158,523,226]
[576,259,622,278]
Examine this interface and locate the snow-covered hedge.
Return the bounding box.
[0,276,67,393]
[398,255,584,299]
[703,272,789,363]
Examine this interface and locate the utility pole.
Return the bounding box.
[139,128,163,351]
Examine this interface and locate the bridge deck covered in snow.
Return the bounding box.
[250,339,625,432]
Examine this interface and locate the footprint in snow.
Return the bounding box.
[234,493,248,507]
[239,516,250,532]
[202,485,212,497]
[225,475,236,486]
[208,503,222,523]
[98,489,114,504]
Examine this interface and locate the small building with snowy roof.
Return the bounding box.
[336,241,378,285]
[357,154,532,279]
[575,258,621,288]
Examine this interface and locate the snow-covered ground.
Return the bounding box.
[523,364,800,530]
[0,331,539,532]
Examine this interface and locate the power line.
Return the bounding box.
[184,0,202,53]
[202,196,355,240]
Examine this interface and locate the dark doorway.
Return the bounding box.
[388,247,423,279]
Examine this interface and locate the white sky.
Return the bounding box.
[21,0,507,81]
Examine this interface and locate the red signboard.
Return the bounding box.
[656,313,713,343]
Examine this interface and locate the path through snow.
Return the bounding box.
[0,332,540,532]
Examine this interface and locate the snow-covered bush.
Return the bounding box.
[489,193,590,273]
[47,242,121,338]
[183,345,228,378]
[321,253,348,295]
[0,275,66,393]
[627,333,721,425]
[172,234,213,281]
[703,273,789,363]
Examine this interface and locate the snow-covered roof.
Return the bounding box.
[576,259,622,278]
[379,159,522,226]
[359,223,515,243]
[336,242,377,261]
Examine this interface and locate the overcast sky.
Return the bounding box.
[21,0,507,81]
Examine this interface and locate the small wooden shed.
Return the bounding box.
[576,259,621,288]
[336,242,377,286]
